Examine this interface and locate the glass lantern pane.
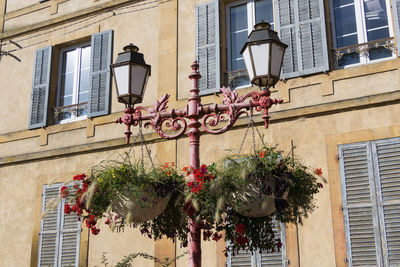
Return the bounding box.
[251,43,270,76]
[130,65,148,98]
[242,47,255,81]
[270,44,285,77]
[114,65,130,95]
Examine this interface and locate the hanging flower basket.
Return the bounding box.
[111,188,171,224]
[61,156,184,235]
[234,174,276,217]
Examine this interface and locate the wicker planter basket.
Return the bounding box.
[112,189,170,223]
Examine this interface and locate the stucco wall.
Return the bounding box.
[1,0,400,266]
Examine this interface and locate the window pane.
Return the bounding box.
[60,95,73,107]
[78,69,90,103]
[63,50,77,74]
[369,46,392,60]
[338,52,360,67]
[336,33,359,47]
[255,0,274,29]
[60,73,74,102]
[231,31,248,70]
[230,4,248,32]
[364,0,389,41]
[80,46,91,69]
[333,1,358,47]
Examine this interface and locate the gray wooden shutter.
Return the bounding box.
[373,138,400,266]
[29,46,52,129]
[38,184,61,267]
[58,185,80,267]
[195,0,220,95]
[392,0,400,55]
[88,30,113,117]
[339,143,382,267]
[275,0,329,79]
[259,221,287,267]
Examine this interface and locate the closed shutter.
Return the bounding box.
[58,185,80,267]
[227,220,286,267]
[275,0,329,79]
[228,249,255,267]
[195,0,220,95]
[339,143,382,267]
[88,30,113,117]
[29,46,52,129]
[259,221,287,267]
[392,0,400,55]
[373,138,400,266]
[38,184,61,267]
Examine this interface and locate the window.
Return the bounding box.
[56,43,91,123]
[331,0,395,68]
[226,0,274,89]
[37,184,81,267]
[339,138,400,266]
[226,220,287,267]
[28,30,113,130]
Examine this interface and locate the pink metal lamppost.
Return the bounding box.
[111,22,287,267]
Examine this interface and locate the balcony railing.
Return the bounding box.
[54,102,88,122]
[334,37,396,66]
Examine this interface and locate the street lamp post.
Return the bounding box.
[112,22,286,267]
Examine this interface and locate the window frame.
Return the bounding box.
[225,0,275,89]
[56,41,91,124]
[329,0,396,69]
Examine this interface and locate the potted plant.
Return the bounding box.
[182,145,323,253]
[61,155,185,235]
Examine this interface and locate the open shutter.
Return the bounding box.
[275,0,329,79]
[88,30,113,117]
[38,184,61,267]
[58,185,80,267]
[373,138,400,266]
[339,143,382,267]
[195,0,220,95]
[29,46,52,129]
[259,221,287,267]
[392,0,400,54]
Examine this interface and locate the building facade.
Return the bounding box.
[1,0,400,266]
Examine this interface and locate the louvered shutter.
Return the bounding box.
[275,0,329,79]
[227,249,255,267]
[259,221,287,267]
[339,143,382,267]
[195,0,220,95]
[29,46,52,129]
[38,184,61,267]
[373,138,400,266]
[88,30,113,117]
[58,185,80,267]
[392,0,400,55]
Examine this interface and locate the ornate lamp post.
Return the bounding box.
[111,22,286,267]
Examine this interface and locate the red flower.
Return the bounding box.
[318,183,324,188]
[64,203,72,214]
[91,227,100,235]
[73,174,86,181]
[60,186,69,198]
[234,235,248,246]
[313,168,322,176]
[235,223,246,235]
[277,241,282,249]
[212,233,222,241]
[258,151,266,158]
